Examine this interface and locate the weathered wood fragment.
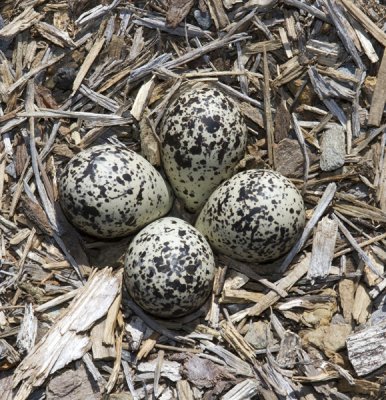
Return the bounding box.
[347,320,386,376]
[308,217,338,280]
[368,50,386,127]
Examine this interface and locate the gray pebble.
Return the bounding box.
[5,163,16,179]
[371,294,386,326]
[244,321,269,349]
[193,10,211,30]
[320,125,346,171]
[347,183,370,200]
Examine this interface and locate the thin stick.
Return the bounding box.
[263,47,274,166]
[215,81,265,109]
[154,343,201,353]
[15,228,36,283]
[0,155,6,210]
[332,213,382,278]
[279,183,337,272]
[153,350,164,398]
[219,255,288,297]
[122,360,139,400]
[334,232,386,258]
[230,254,311,323]
[183,70,250,78]
[281,0,330,22]
[292,113,310,195]
[340,0,386,47]
[7,54,64,94]
[25,81,58,232]
[325,0,364,70]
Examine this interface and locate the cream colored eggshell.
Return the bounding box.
[195,169,305,263]
[160,85,247,212]
[124,217,215,318]
[59,144,173,238]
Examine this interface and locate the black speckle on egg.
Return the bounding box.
[160,85,247,212]
[124,217,215,318]
[195,169,306,263]
[58,144,173,238]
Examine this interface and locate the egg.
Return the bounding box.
[124,217,215,318]
[195,169,305,263]
[58,144,173,238]
[160,84,247,212]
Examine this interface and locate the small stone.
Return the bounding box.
[347,183,370,199]
[331,313,346,325]
[244,321,268,349]
[193,10,211,30]
[320,126,346,171]
[5,162,16,179]
[371,295,386,325]
[274,138,315,178]
[47,363,102,399]
[54,66,77,91]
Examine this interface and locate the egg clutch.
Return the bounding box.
[58,84,306,318]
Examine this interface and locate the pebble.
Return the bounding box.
[193,10,211,30]
[347,183,370,200]
[275,138,316,178]
[54,66,78,91]
[371,295,386,325]
[320,125,346,171]
[244,321,269,350]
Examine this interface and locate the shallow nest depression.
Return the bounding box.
[0,1,386,399]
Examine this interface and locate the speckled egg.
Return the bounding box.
[124,217,215,318]
[59,144,173,238]
[195,169,305,263]
[160,84,247,212]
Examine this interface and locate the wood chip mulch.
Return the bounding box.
[0,0,386,399]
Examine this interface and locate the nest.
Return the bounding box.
[0,0,386,399]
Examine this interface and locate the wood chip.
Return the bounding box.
[352,283,371,325]
[13,268,121,400]
[280,183,337,272]
[131,78,156,121]
[207,0,230,30]
[341,0,386,47]
[176,380,194,400]
[1,3,386,398]
[307,216,338,280]
[0,7,42,39]
[368,49,386,127]
[230,254,311,323]
[347,320,386,376]
[72,33,106,94]
[166,0,195,29]
[222,379,262,400]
